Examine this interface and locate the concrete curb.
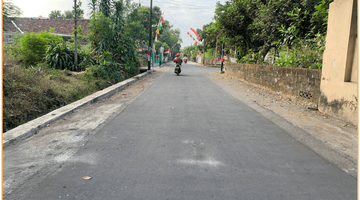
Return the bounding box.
[3,72,150,148]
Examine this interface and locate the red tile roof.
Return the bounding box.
[3,18,90,35]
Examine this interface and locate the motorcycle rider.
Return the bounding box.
[183,55,188,63]
[174,53,182,65]
[173,53,182,74]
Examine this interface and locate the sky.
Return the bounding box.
[11,0,227,48]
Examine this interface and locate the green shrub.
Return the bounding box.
[205,48,216,60]
[78,51,97,69]
[45,42,97,71]
[272,35,324,69]
[46,42,75,70]
[87,59,123,83]
[124,63,138,79]
[11,28,63,65]
[237,50,262,64]
[274,51,296,67]
[87,12,114,52]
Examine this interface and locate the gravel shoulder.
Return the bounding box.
[203,66,357,177]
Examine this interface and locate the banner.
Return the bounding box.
[190,28,201,41]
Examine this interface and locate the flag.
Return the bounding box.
[159,24,161,31]
[155,33,158,42]
[164,49,170,53]
[156,29,160,34]
[161,18,164,23]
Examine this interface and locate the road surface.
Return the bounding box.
[4,63,356,200]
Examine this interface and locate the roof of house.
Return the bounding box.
[3,18,90,35]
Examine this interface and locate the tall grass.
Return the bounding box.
[3,50,110,132]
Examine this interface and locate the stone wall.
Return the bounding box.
[224,62,322,102]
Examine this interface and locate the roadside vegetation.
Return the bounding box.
[183,0,331,69]
[3,0,182,132]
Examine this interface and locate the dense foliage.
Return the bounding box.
[10,28,63,65]
[3,0,22,20]
[45,42,96,71]
[200,0,332,69]
[123,5,182,58]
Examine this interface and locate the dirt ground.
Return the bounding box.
[203,66,357,177]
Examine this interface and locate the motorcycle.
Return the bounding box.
[174,64,181,75]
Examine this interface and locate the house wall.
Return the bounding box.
[319,0,357,125]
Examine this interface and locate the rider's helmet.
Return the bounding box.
[176,53,180,57]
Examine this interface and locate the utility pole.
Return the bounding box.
[147,0,153,71]
[74,0,78,70]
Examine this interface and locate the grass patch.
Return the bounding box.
[3,53,110,132]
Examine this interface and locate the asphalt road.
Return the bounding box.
[16,63,356,199]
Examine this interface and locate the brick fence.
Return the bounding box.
[223,62,322,102]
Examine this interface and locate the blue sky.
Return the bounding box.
[11,0,226,47]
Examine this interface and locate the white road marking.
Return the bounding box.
[177,158,222,167]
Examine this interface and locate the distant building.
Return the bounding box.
[3,17,90,43]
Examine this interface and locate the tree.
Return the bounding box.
[124,9,147,44]
[73,0,84,19]
[99,0,111,17]
[64,10,73,19]
[90,1,182,67]
[3,0,22,20]
[87,11,114,52]
[87,1,141,81]
[112,0,125,37]
[311,0,333,34]
[215,0,257,57]
[49,10,64,18]
[124,6,173,46]
[88,0,98,17]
